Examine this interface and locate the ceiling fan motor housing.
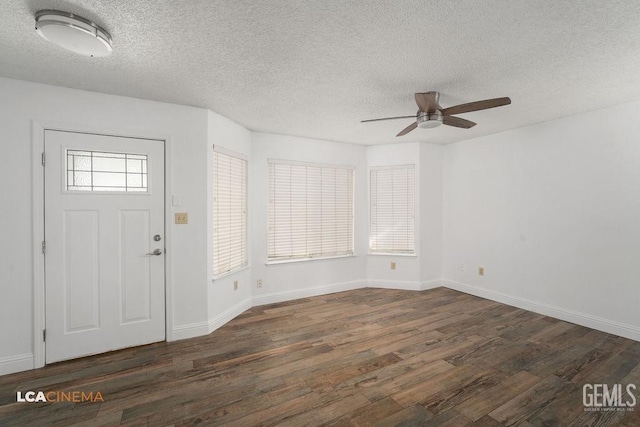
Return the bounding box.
[417,111,443,128]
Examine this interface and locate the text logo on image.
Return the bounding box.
[583,384,636,412]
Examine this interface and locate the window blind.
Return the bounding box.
[268,159,354,261]
[370,165,415,254]
[213,149,247,278]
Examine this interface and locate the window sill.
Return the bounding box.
[368,253,417,257]
[212,265,250,282]
[266,254,357,266]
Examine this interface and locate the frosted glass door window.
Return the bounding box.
[66,150,148,192]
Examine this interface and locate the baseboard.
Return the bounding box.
[252,279,367,306]
[0,353,34,376]
[442,279,640,342]
[207,298,252,334]
[367,279,442,291]
[421,279,443,290]
[171,321,210,341]
[171,297,253,341]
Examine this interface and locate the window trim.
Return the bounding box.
[266,253,356,266]
[369,164,416,255]
[267,158,356,262]
[212,145,248,280]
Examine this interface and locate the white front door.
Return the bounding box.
[44,130,165,363]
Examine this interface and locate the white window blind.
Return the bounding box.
[268,159,354,261]
[370,165,415,254]
[213,149,247,278]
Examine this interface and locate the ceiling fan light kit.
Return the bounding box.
[362,91,511,137]
[417,111,443,128]
[35,10,112,57]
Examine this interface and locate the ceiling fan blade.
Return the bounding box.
[361,115,416,123]
[396,122,417,137]
[441,97,511,116]
[415,92,440,113]
[443,115,476,129]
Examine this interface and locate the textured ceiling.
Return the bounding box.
[1,0,640,145]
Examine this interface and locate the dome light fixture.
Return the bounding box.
[35,10,112,57]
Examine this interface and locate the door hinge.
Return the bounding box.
[41,152,45,166]
[43,329,46,342]
[42,240,46,255]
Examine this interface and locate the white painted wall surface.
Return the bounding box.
[366,143,422,289]
[206,111,253,333]
[442,100,640,340]
[3,74,640,375]
[420,143,443,284]
[0,77,211,372]
[250,133,368,304]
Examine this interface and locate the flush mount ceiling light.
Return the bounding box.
[35,10,112,57]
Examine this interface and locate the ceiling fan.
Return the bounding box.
[362,92,511,137]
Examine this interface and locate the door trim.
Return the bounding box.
[31,120,175,369]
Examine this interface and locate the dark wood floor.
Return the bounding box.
[1,287,639,426]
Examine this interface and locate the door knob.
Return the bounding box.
[146,249,163,256]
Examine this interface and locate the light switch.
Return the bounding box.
[175,212,188,224]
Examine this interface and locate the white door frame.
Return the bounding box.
[31,120,175,369]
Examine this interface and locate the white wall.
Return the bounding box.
[4,74,639,375]
[442,100,640,340]
[420,143,443,284]
[206,111,253,333]
[366,143,422,289]
[250,133,368,304]
[0,77,211,373]
[364,142,443,290]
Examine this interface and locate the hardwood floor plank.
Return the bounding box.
[304,352,402,390]
[1,287,638,426]
[420,369,509,415]
[524,339,599,378]
[425,409,472,426]
[274,390,370,427]
[455,370,541,421]
[321,396,403,426]
[68,410,123,427]
[390,364,480,407]
[169,382,312,426]
[373,404,433,426]
[357,359,456,403]
[488,375,574,425]
[554,347,613,383]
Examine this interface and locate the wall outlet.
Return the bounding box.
[257,279,263,288]
[234,280,238,290]
[459,263,465,272]
[175,212,188,224]
[390,262,396,270]
[479,267,484,276]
